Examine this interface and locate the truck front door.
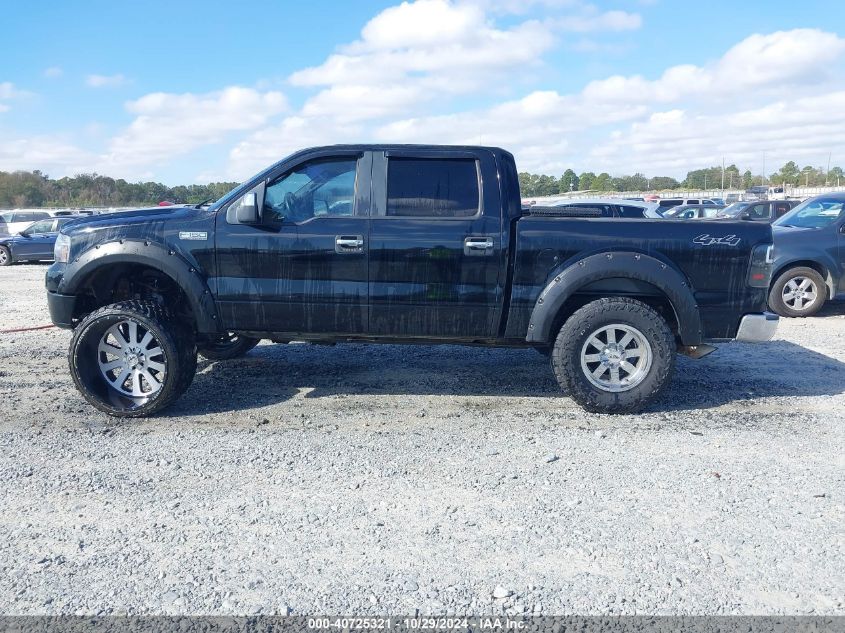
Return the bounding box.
[367,150,504,339]
[213,151,371,334]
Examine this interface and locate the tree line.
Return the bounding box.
[0,170,239,209]
[519,162,845,197]
[2,161,843,208]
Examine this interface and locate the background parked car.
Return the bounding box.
[0,217,78,266]
[720,200,796,223]
[746,185,785,201]
[663,203,726,220]
[656,197,721,214]
[0,210,55,237]
[769,193,845,317]
[548,197,662,218]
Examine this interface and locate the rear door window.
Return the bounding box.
[775,203,790,217]
[617,205,646,218]
[386,158,480,218]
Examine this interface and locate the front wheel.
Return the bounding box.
[69,300,196,417]
[0,245,12,266]
[551,297,676,414]
[197,333,260,360]
[768,267,826,317]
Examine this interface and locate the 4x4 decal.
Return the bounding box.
[693,234,741,247]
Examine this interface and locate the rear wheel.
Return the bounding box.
[768,267,826,317]
[198,333,260,360]
[551,297,676,414]
[69,300,196,417]
[0,246,11,266]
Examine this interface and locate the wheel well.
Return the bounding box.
[545,278,681,345]
[771,260,832,298]
[73,263,196,331]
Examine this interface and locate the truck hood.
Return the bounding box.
[60,205,199,237]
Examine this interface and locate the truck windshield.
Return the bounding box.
[775,197,845,228]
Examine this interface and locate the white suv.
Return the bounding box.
[0,210,55,237]
[656,198,720,214]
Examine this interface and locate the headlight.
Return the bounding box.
[54,233,71,263]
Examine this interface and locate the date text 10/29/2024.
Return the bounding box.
[308,617,528,630]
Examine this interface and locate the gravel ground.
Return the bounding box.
[1,264,843,616]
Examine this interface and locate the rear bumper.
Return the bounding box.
[735,312,778,343]
[47,291,77,329]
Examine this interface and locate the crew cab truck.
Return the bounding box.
[45,145,778,417]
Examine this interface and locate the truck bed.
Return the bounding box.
[506,216,773,340]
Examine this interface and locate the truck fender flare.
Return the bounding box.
[59,239,220,334]
[526,251,702,345]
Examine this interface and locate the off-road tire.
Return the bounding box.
[198,333,260,360]
[551,297,676,414]
[69,300,197,417]
[768,267,826,318]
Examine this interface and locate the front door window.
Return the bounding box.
[263,159,358,224]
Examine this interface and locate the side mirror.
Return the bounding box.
[740,212,752,221]
[226,185,264,225]
[18,230,31,238]
[237,192,259,223]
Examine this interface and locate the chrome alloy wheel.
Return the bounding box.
[782,276,818,311]
[0,248,8,265]
[97,319,167,398]
[580,324,653,393]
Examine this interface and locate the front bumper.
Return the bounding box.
[47,291,77,329]
[735,312,779,343]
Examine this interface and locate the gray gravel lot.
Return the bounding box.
[1,264,843,616]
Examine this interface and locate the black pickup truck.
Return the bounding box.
[46,145,778,417]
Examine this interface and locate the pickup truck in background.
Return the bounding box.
[45,145,778,418]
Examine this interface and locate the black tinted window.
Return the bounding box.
[658,200,682,209]
[618,205,645,218]
[387,158,479,217]
[569,203,613,216]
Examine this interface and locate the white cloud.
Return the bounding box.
[0,81,33,113]
[369,28,845,175]
[3,0,844,186]
[289,0,556,121]
[86,73,128,88]
[0,82,29,100]
[0,136,95,174]
[583,29,845,104]
[43,66,63,78]
[101,86,287,174]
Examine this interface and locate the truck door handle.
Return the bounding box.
[335,235,364,253]
[464,236,494,255]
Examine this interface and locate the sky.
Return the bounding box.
[1,0,844,185]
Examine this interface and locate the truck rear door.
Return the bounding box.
[368,149,504,338]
